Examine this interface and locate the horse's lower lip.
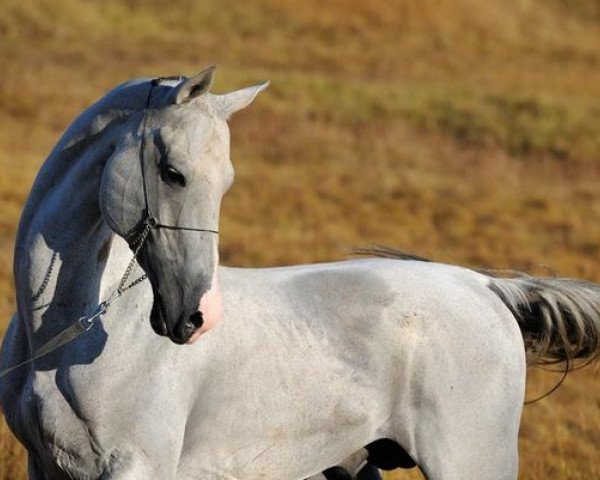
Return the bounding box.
[171,326,198,345]
[153,320,169,338]
[150,303,169,337]
[170,334,189,345]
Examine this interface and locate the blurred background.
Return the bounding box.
[0,0,599,478]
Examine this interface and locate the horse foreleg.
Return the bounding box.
[409,379,522,479]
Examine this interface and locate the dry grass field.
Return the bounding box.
[1,0,599,478]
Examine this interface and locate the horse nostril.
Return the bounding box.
[188,311,204,329]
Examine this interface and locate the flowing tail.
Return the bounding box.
[488,276,600,368]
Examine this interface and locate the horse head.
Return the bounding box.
[100,66,268,344]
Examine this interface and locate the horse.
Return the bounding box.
[1,66,599,480]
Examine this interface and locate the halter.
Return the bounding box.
[125,76,220,243]
[0,77,219,377]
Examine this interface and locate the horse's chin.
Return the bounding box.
[149,270,223,344]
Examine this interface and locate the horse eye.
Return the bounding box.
[163,165,186,187]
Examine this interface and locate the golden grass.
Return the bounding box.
[0,1,599,478]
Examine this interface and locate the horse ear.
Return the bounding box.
[216,81,269,118]
[174,65,216,105]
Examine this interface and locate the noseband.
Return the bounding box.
[125,76,220,245]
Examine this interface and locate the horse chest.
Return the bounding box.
[21,369,108,478]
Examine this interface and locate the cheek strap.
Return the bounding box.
[136,77,220,238]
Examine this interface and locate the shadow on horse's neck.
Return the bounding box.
[15,112,135,364]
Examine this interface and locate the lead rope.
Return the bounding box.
[0,200,152,380]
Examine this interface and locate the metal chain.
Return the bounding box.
[0,223,152,378]
[31,251,58,302]
[117,220,151,294]
[79,220,152,330]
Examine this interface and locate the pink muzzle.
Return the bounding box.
[186,269,223,344]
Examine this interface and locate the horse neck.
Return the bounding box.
[14,118,135,346]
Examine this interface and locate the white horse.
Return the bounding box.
[1,67,599,480]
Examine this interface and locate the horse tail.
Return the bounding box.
[488,276,600,368]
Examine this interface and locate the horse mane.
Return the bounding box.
[352,245,531,279]
[352,245,432,263]
[60,78,152,152]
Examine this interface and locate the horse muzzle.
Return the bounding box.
[150,293,204,344]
